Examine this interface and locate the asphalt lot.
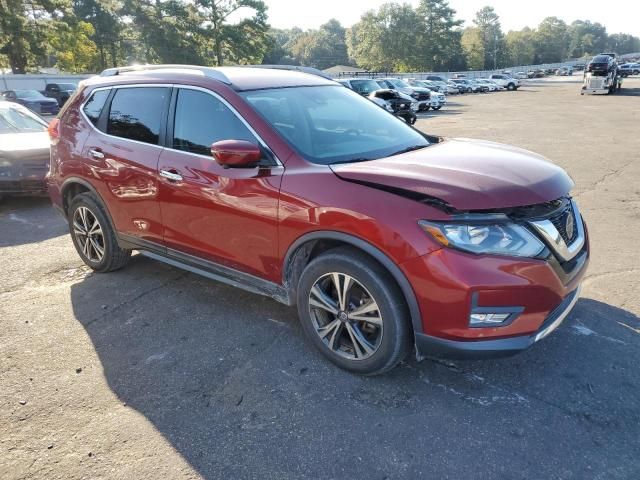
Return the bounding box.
[2,77,639,480]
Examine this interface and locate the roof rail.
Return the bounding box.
[243,64,334,81]
[99,64,231,84]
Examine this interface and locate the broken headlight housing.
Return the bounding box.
[419,220,545,258]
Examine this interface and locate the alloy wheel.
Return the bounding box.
[308,272,383,361]
[73,206,105,263]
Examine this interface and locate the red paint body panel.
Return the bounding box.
[48,69,590,355]
[401,244,588,340]
[157,148,283,279]
[331,138,574,210]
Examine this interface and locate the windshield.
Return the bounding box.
[389,79,410,88]
[349,79,380,95]
[15,90,46,99]
[0,105,47,133]
[241,86,430,165]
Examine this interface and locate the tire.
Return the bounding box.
[432,106,442,111]
[296,247,411,375]
[507,83,515,91]
[423,105,430,111]
[68,192,131,272]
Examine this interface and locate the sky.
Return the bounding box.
[258,0,640,37]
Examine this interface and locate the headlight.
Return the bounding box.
[419,221,545,258]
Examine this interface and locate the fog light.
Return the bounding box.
[470,313,511,326]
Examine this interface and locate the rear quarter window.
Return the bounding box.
[82,89,110,126]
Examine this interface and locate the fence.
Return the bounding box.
[0,74,92,91]
[331,61,584,80]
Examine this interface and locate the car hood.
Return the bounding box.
[0,131,50,158]
[330,138,574,211]
[22,96,56,103]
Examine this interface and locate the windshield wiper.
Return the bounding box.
[389,144,429,157]
[328,158,374,165]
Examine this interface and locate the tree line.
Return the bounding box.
[1,0,639,74]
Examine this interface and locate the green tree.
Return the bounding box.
[262,28,301,65]
[607,33,640,55]
[347,3,421,72]
[72,0,124,69]
[49,19,98,72]
[505,27,536,66]
[534,17,568,63]
[195,0,269,66]
[461,27,484,70]
[0,0,70,73]
[567,20,607,58]
[472,6,505,69]
[289,19,349,69]
[415,0,464,71]
[121,0,208,65]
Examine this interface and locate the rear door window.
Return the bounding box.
[107,87,170,145]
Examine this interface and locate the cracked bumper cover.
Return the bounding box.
[415,286,582,359]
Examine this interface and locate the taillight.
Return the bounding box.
[48,118,60,142]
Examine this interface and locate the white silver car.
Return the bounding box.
[488,74,520,91]
[475,79,502,91]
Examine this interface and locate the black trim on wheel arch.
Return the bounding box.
[60,177,113,220]
[283,231,424,338]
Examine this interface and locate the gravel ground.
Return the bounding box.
[1,77,639,480]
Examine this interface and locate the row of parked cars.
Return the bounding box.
[0,82,77,115]
[337,74,520,124]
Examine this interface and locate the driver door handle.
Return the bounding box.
[160,169,183,182]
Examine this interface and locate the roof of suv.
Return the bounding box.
[85,65,338,91]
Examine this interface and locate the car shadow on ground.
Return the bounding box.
[617,87,640,96]
[69,256,640,478]
[0,196,68,247]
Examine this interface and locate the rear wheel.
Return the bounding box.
[68,193,131,272]
[296,247,411,375]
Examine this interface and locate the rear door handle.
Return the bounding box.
[88,148,104,160]
[160,169,183,182]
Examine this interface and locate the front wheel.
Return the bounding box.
[507,83,515,91]
[296,247,411,375]
[432,106,442,111]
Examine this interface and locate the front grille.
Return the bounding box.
[416,93,430,101]
[549,203,577,245]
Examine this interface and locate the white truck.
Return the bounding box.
[488,74,520,91]
[581,54,622,95]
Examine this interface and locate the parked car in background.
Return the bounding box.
[573,64,585,71]
[375,78,431,111]
[475,79,501,91]
[467,79,490,93]
[1,89,60,115]
[0,101,50,200]
[48,64,590,375]
[336,78,383,97]
[405,80,446,110]
[619,63,640,76]
[514,72,528,80]
[555,67,573,76]
[368,89,417,124]
[407,78,444,94]
[41,83,77,106]
[450,79,483,93]
[449,79,471,93]
[488,74,520,90]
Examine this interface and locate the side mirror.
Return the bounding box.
[211,139,262,168]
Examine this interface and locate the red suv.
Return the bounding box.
[47,65,589,375]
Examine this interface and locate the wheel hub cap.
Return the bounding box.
[308,272,383,361]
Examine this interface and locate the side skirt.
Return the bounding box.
[118,234,292,306]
